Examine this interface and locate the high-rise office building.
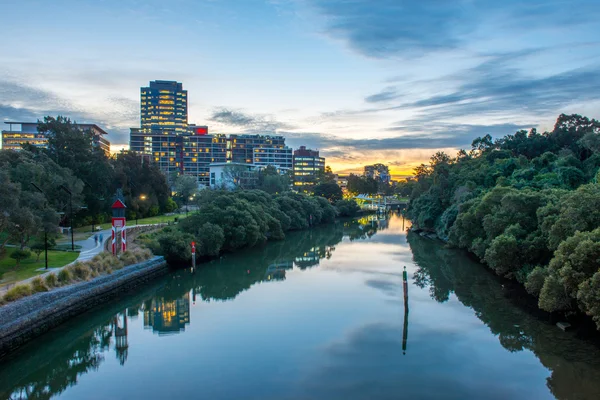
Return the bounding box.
[1,121,110,155]
[292,146,325,188]
[364,163,390,184]
[131,81,190,181]
[140,80,188,135]
[130,81,293,186]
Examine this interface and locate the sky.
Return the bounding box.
[1,0,600,178]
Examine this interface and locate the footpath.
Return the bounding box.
[0,224,163,295]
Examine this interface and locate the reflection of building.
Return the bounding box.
[2,121,111,155]
[364,163,390,184]
[143,293,190,335]
[293,146,325,188]
[295,248,321,269]
[265,261,293,281]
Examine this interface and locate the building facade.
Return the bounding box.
[209,162,258,189]
[292,146,325,188]
[131,81,294,186]
[227,134,292,169]
[140,80,188,135]
[2,121,110,155]
[364,163,390,184]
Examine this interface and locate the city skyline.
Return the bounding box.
[2,0,600,178]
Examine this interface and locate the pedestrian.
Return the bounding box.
[94,234,98,246]
[99,233,104,243]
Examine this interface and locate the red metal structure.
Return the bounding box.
[111,198,127,255]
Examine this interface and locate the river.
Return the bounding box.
[1,214,600,399]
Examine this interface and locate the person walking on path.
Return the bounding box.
[94,234,98,246]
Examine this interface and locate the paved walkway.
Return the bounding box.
[1,224,165,294]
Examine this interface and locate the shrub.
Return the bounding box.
[3,284,32,302]
[525,266,548,296]
[335,199,360,217]
[44,273,58,288]
[30,276,49,293]
[57,268,72,285]
[10,249,32,267]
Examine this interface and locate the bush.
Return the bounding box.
[3,284,32,302]
[335,199,360,217]
[157,231,193,265]
[525,266,548,296]
[196,223,225,257]
[10,249,31,267]
[30,276,49,293]
[44,273,59,288]
[57,268,72,285]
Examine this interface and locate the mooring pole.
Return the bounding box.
[402,266,409,354]
[191,241,196,269]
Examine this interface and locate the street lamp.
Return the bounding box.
[30,183,48,270]
[59,184,74,251]
[137,194,147,225]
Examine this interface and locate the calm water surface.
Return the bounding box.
[2,215,600,399]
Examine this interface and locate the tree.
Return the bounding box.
[30,241,46,262]
[335,199,360,217]
[174,175,199,211]
[10,249,31,267]
[258,166,289,194]
[223,164,256,189]
[313,182,343,202]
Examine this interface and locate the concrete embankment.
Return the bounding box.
[0,256,168,358]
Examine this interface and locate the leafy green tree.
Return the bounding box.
[335,199,360,217]
[174,175,199,210]
[313,181,343,202]
[195,222,225,257]
[10,249,31,267]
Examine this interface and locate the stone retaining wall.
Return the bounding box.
[0,256,168,358]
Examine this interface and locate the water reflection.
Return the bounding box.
[4,215,600,400]
[408,232,600,400]
[0,217,384,400]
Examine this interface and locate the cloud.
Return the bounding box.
[364,86,401,103]
[0,79,136,145]
[209,107,295,131]
[309,0,474,58]
[309,0,600,59]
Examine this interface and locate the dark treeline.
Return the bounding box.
[0,116,174,252]
[403,114,600,328]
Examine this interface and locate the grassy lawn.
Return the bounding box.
[74,213,188,233]
[0,248,79,287]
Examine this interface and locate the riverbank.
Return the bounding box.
[0,256,168,358]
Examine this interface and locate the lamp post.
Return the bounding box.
[137,194,147,225]
[59,185,74,251]
[30,183,48,270]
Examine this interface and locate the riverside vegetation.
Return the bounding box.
[0,248,153,305]
[403,114,600,328]
[140,190,356,266]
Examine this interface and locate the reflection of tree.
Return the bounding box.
[0,286,164,400]
[0,216,389,399]
[408,232,600,400]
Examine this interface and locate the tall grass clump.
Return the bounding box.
[30,277,49,293]
[3,284,33,302]
[57,268,72,285]
[44,273,59,288]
